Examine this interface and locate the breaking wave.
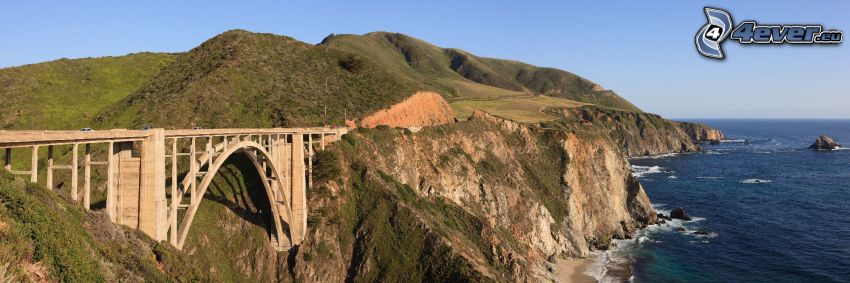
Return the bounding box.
[631,153,678,159]
[739,178,772,184]
[631,165,671,178]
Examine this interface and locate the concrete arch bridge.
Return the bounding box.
[0,127,347,251]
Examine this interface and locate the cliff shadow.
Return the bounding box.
[204,153,274,235]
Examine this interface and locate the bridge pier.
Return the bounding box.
[109,131,167,242]
[138,129,168,241]
[30,146,38,183]
[290,133,307,245]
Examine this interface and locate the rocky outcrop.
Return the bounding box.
[556,107,700,157]
[357,91,456,128]
[677,122,725,142]
[809,135,840,150]
[288,110,657,281]
[670,207,691,221]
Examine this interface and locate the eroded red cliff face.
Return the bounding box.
[356,91,455,128]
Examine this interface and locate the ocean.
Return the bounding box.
[591,119,850,282]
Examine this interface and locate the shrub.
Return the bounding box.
[313,150,341,184]
[338,56,365,73]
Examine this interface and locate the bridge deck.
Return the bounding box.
[0,127,345,147]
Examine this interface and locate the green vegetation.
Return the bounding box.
[510,131,570,224]
[182,154,280,282]
[0,29,638,130]
[540,105,700,156]
[334,160,488,282]
[313,150,341,184]
[0,171,202,282]
[451,95,587,122]
[322,32,641,113]
[96,30,425,129]
[0,52,174,130]
[309,120,579,280]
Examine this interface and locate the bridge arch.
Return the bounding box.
[175,140,294,250]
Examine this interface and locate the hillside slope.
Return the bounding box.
[0,53,174,129]
[95,30,426,129]
[0,171,203,282]
[321,32,641,112]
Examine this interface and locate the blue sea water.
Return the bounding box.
[601,120,850,283]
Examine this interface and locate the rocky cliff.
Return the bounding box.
[356,91,456,128]
[551,106,720,157]
[280,110,656,281]
[677,121,725,142]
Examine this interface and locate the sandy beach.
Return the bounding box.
[555,258,596,283]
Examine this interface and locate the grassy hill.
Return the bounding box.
[0,30,635,128]
[321,32,642,115]
[0,53,174,130]
[94,30,425,129]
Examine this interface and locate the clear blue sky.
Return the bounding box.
[1,1,848,118]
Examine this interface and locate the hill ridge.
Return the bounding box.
[320,31,641,112]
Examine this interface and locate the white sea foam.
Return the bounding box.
[584,244,636,282]
[739,178,772,184]
[696,176,723,179]
[667,175,678,179]
[631,165,669,177]
[721,139,748,143]
[631,153,678,159]
[690,231,718,238]
[586,204,717,281]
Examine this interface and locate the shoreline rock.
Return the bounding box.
[809,135,840,150]
[670,207,691,221]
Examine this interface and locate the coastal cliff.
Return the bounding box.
[553,106,722,157]
[677,121,725,142]
[284,110,657,281]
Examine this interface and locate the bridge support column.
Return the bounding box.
[290,133,307,245]
[4,148,10,171]
[139,129,168,241]
[113,141,136,226]
[270,135,293,249]
[84,144,91,210]
[46,146,53,190]
[30,146,38,183]
[71,144,78,200]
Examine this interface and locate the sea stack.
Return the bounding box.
[809,135,840,150]
[670,207,692,221]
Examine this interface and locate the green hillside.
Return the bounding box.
[0,30,634,129]
[0,171,202,282]
[95,30,425,129]
[321,32,641,112]
[0,53,175,130]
